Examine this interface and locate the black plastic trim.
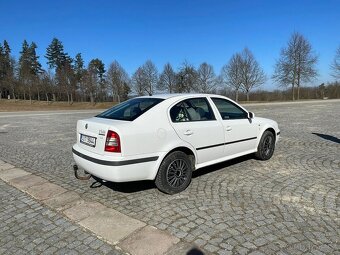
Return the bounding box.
[277,131,281,136]
[72,148,159,166]
[196,137,257,151]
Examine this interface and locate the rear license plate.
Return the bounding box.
[80,134,96,147]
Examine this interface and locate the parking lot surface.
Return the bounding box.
[0,100,339,254]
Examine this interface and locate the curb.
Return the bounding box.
[0,160,206,255]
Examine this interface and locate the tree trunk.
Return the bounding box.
[246,91,250,101]
[90,92,94,105]
[37,91,40,101]
[29,87,32,104]
[235,90,239,102]
[52,93,56,102]
[291,83,295,101]
[46,93,49,104]
[70,93,73,105]
[297,72,300,100]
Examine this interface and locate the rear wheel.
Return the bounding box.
[255,130,275,160]
[155,151,193,194]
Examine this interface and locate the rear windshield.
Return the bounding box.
[96,98,164,121]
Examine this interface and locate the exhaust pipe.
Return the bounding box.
[73,164,92,180]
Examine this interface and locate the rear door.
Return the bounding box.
[169,97,224,164]
[210,97,258,157]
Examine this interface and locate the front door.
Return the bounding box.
[210,97,258,157]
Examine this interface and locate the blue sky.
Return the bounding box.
[1,0,339,90]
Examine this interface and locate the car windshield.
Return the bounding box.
[96,98,164,121]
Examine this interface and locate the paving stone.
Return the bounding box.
[43,191,82,211]
[10,174,47,190]
[63,201,107,222]
[0,163,15,171]
[119,225,179,255]
[26,182,67,200]
[79,208,146,244]
[0,168,31,181]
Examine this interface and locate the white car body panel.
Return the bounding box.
[72,94,280,183]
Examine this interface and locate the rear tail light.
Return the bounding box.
[105,130,121,153]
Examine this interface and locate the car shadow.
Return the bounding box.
[312,132,340,144]
[90,154,254,194]
[90,176,156,193]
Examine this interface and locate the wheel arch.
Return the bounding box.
[256,126,277,148]
[166,146,196,167]
[151,145,197,180]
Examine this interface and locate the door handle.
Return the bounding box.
[184,130,194,136]
[226,126,232,131]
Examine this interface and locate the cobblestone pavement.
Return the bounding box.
[0,179,122,255]
[0,100,339,254]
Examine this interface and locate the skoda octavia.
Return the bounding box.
[72,94,280,194]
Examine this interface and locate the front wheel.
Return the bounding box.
[255,130,275,160]
[155,151,193,194]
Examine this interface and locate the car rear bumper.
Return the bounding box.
[72,144,160,182]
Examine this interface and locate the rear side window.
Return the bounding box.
[211,98,247,119]
[96,98,164,121]
[170,98,216,122]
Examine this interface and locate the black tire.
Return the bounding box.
[255,130,275,160]
[155,151,193,194]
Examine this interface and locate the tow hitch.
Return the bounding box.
[73,164,92,180]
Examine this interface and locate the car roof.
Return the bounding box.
[136,93,223,100]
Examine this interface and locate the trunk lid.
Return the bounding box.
[76,117,127,156]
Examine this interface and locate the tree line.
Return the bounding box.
[0,32,339,103]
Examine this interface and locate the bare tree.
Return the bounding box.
[157,63,176,93]
[140,60,158,96]
[331,46,340,80]
[132,67,145,96]
[239,48,266,101]
[196,62,217,93]
[176,61,198,93]
[107,60,130,102]
[273,32,318,100]
[221,53,243,101]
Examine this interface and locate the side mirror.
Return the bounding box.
[248,112,255,119]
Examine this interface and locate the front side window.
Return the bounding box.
[170,98,215,122]
[211,98,248,119]
[96,98,164,121]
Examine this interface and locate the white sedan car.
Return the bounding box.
[72,94,280,194]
